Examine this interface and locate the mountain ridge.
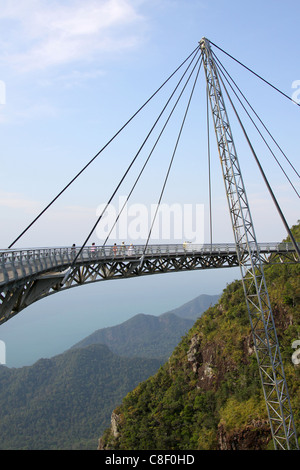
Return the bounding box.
[71,312,194,359]
[71,293,220,358]
[166,293,220,320]
[0,343,162,449]
[0,292,220,449]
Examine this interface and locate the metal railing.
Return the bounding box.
[0,242,298,286]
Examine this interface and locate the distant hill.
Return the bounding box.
[72,312,194,359]
[0,344,162,450]
[72,294,220,358]
[0,292,219,449]
[167,293,220,320]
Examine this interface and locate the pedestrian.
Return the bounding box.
[90,242,96,258]
[113,243,117,256]
[128,244,134,256]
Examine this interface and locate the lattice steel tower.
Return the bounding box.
[200,37,299,450]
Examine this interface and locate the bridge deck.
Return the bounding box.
[0,242,297,287]
[0,242,298,324]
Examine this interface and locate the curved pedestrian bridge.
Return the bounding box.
[0,242,298,324]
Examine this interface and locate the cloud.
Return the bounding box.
[0,0,145,72]
[0,191,42,213]
[0,191,97,218]
[38,69,106,89]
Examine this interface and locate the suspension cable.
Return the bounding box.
[217,68,300,259]
[72,48,202,264]
[213,53,300,199]
[208,39,300,107]
[143,58,202,254]
[212,49,300,181]
[104,55,203,246]
[8,45,200,249]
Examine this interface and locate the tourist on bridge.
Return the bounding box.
[128,244,134,256]
[90,243,96,258]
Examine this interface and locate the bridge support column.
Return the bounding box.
[200,37,299,450]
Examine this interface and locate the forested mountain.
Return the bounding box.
[71,313,194,359]
[99,223,300,450]
[168,294,220,320]
[0,294,218,449]
[0,344,162,449]
[71,294,219,359]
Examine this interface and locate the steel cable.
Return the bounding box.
[216,67,300,259]
[8,45,200,249]
[103,56,203,246]
[212,52,300,198]
[143,58,202,254]
[71,47,202,265]
[208,39,300,107]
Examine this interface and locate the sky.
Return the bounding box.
[0,0,299,367]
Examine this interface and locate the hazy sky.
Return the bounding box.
[0,0,299,366]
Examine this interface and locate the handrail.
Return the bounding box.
[0,242,298,260]
[0,242,298,287]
